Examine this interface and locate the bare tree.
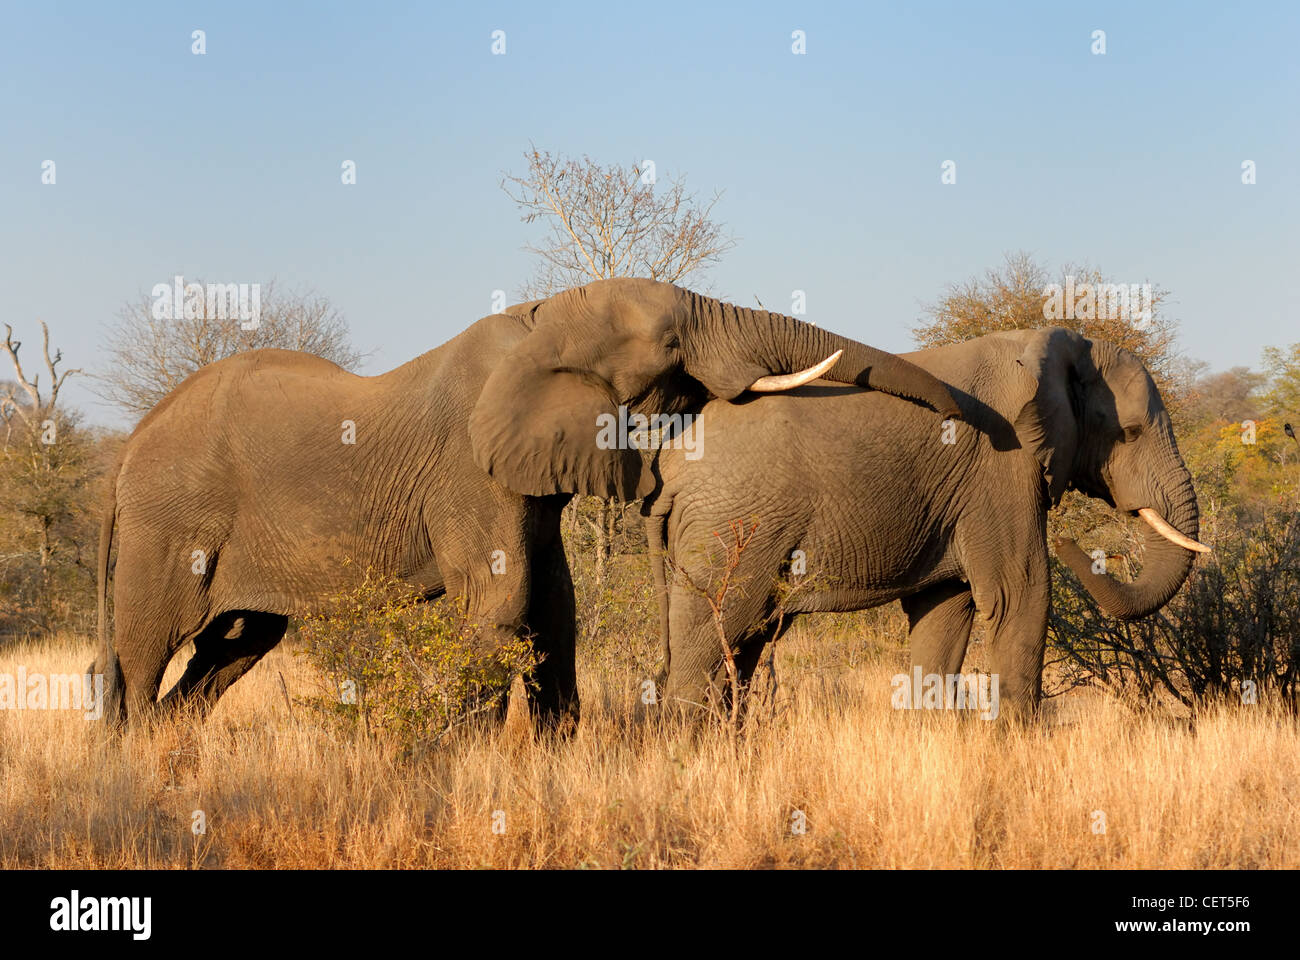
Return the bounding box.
[2,321,80,443]
[95,280,364,418]
[501,146,736,299]
[1,321,96,633]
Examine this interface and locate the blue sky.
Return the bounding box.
[2,1,1296,426]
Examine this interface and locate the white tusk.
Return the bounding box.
[1138,507,1212,554]
[747,350,843,393]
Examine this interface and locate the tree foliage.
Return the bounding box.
[913,251,1181,405]
[1262,342,1300,424]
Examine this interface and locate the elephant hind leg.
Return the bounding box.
[901,580,977,679]
[160,611,289,719]
[114,612,185,728]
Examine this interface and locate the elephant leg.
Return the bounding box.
[110,533,221,727]
[733,633,770,688]
[160,611,289,718]
[523,506,579,734]
[114,624,173,728]
[711,615,793,721]
[978,572,1050,722]
[902,581,976,678]
[434,501,539,731]
[662,585,726,716]
[734,613,797,687]
[662,567,777,720]
[113,601,194,728]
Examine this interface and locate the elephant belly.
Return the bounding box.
[777,502,962,614]
[212,518,444,614]
[782,549,959,615]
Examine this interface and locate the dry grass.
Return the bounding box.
[1,625,1298,869]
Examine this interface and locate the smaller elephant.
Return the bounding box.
[645,328,1208,720]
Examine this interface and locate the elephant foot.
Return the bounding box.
[491,675,580,742]
[533,707,579,741]
[526,691,580,741]
[639,686,715,742]
[991,696,1040,727]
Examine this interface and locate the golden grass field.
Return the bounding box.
[2,615,1298,870]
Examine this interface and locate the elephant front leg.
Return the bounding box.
[524,528,579,735]
[659,586,722,718]
[979,576,1050,723]
[448,520,576,734]
[660,579,772,722]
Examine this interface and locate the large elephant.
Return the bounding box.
[93,277,960,729]
[645,327,1208,719]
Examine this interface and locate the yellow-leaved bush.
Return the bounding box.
[295,570,537,748]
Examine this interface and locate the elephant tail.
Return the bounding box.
[645,498,673,684]
[93,479,125,728]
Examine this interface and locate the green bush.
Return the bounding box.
[295,571,537,747]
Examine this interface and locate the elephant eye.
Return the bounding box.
[1123,424,1142,442]
[662,333,681,351]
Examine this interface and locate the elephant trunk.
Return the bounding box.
[684,294,962,418]
[1056,463,1201,620]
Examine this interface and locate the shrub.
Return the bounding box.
[1047,509,1300,711]
[295,570,537,748]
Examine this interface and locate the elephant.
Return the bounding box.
[644,327,1209,720]
[92,277,962,730]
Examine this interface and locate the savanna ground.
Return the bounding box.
[3,555,1296,869]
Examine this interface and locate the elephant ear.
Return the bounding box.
[1012,328,1092,505]
[469,332,646,500]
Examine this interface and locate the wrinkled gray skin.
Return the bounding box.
[92,277,960,730]
[646,328,1202,719]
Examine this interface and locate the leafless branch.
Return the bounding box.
[2,320,81,435]
[501,146,736,299]
[94,280,364,418]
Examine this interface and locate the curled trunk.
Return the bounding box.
[1056,469,1201,620]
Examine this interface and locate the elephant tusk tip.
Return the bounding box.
[1137,507,1211,554]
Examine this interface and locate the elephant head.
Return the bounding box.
[1014,327,1209,619]
[471,278,961,499]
